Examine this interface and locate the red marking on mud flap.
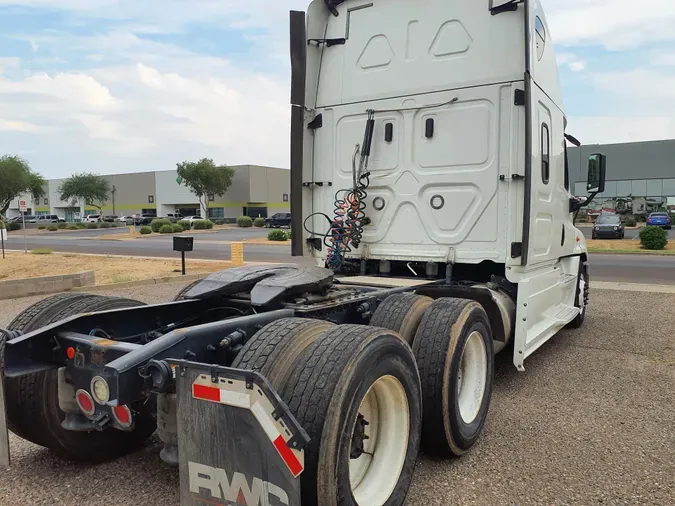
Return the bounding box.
[273,435,303,477]
[193,383,220,403]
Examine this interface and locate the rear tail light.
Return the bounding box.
[91,376,110,405]
[112,405,133,428]
[76,389,96,416]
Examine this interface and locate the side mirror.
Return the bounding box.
[587,154,606,194]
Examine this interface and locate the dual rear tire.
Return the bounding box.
[233,294,494,505]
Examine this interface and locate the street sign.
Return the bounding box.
[176,176,183,185]
[19,200,27,212]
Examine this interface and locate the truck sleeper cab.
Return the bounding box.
[0,2,607,505]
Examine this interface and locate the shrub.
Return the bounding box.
[214,219,225,225]
[268,229,289,241]
[151,218,172,233]
[86,223,99,229]
[172,224,183,233]
[624,217,637,227]
[100,222,112,228]
[111,223,118,228]
[76,222,86,229]
[48,225,58,231]
[639,226,668,250]
[38,225,46,230]
[139,226,152,235]
[178,220,191,231]
[237,216,253,228]
[57,222,68,229]
[286,229,292,240]
[0,220,5,230]
[193,220,210,230]
[159,224,174,234]
[254,217,265,228]
[8,222,21,231]
[68,224,79,230]
[206,220,214,229]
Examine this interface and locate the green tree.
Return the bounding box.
[176,158,234,218]
[0,155,45,216]
[27,172,47,207]
[58,173,111,214]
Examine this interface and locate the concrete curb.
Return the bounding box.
[0,270,95,299]
[592,281,675,293]
[69,273,209,293]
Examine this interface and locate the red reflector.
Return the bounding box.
[113,405,132,427]
[66,347,75,359]
[193,384,220,403]
[76,390,95,416]
[273,435,303,477]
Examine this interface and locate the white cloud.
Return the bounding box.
[545,0,675,50]
[566,116,675,145]
[556,52,586,72]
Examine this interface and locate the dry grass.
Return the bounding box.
[0,252,229,285]
[243,237,292,246]
[587,239,675,254]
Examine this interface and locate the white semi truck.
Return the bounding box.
[0,1,606,505]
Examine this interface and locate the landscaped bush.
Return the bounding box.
[151,218,172,233]
[172,224,183,233]
[159,224,174,234]
[111,223,118,228]
[236,216,253,228]
[193,220,211,230]
[57,222,68,229]
[639,226,668,250]
[268,229,288,241]
[86,223,99,229]
[178,220,191,231]
[68,225,79,230]
[8,222,21,231]
[38,225,46,230]
[100,222,112,228]
[214,219,225,225]
[206,220,214,229]
[624,217,637,227]
[254,217,265,228]
[139,226,152,235]
[47,225,58,232]
[286,229,292,240]
[75,222,86,229]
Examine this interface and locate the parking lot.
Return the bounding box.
[1,282,673,505]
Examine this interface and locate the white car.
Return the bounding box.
[183,216,204,223]
[83,215,101,223]
[117,216,133,224]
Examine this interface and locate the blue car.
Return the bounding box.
[646,212,672,230]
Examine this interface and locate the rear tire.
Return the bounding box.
[5,294,157,461]
[369,294,433,345]
[413,298,494,457]
[280,325,422,506]
[231,318,334,389]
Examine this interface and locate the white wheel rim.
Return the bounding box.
[349,375,409,506]
[578,275,587,315]
[457,331,488,425]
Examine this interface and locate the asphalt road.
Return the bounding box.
[5,229,675,284]
[1,284,673,505]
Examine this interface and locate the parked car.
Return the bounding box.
[164,213,184,223]
[17,215,35,223]
[134,214,157,226]
[592,214,624,239]
[84,215,102,223]
[117,216,133,224]
[34,215,61,224]
[7,216,27,223]
[646,212,672,230]
[182,216,204,224]
[264,212,292,228]
[102,215,119,223]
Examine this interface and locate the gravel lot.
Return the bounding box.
[1,283,674,505]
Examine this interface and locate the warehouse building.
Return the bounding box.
[569,139,675,216]
[6,165,290,222]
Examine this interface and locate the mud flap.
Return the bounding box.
[170,360,307,506]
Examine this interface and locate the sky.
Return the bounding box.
[0,0,673,179]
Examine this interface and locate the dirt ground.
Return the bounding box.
[587,239,675,253]
[0,252,228,285]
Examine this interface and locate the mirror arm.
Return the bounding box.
[570,191,600,225]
